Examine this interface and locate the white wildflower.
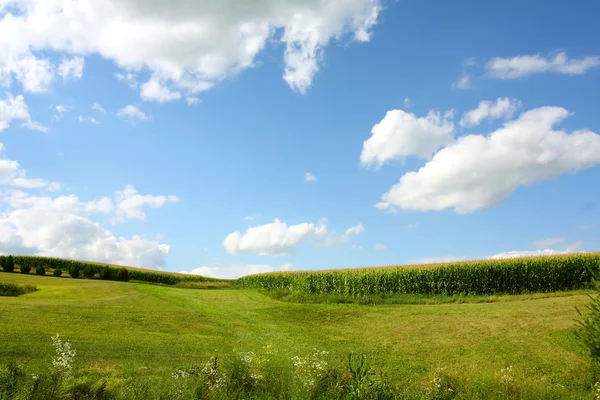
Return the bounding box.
[500,365,514,384]
[51,334,76,378]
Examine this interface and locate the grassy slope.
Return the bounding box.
[0,273,593,396]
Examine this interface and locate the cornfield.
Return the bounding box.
[235,253,600,297]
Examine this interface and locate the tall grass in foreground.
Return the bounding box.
[2,336,596,399]
[236,254,600,297]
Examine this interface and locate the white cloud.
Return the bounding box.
[114,185,179,222]
[0,93,46,133]
[0,0,382,97]
[244,213,260,221]
[452,75,470,89]
[57,56,84,81]
[78,115,101,125]
[489,243,583,260]
[186,97,200,105]
[486,52,600,79]
[459,97,521,127]
[181,263,293,279]
[91,103,105,113]
[375,106,600,214]
[115,72,138,88]
[54,104,68,120]
[322,223,364,248]
[360,109,455,168]
[0,93,30,131]
[141,77,182,103]
[223,218,328,256]
[533,237,565,249]
[374,243,386,251]
[403,97,412,109]
[1,54,54,93]
[0,144,176,268]
[21,120,48,132]
[117,105,148,121]
[408,256,467,264]
[345,224,364,236]
[304,172,318,182]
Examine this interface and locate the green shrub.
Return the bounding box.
[53,268,63,277]
[20,264,31,274]
[69,265,80,279]
[117,268,129,282]
[3,255,14,273]
[36,265,46,276]
[0,281,36,296]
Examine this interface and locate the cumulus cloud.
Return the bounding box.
[486,52,600,79]
[1,54,54,93]
[408,256,468,264]
[304,172,318,182]
[57,56,84,81]
[141,78,182,103]
[114,185,179,222]
[375,106,600,214]
[115,72,138,88]
[360,109,455,168]
[403,97,412,109]
[117,105,148,121]
[0,0,382,97]
[0,144,55,190]
[181,263,293,279]
[459,97,521,127]
[452,75,471,89]
[489,243,583,259]
[0,146,177,268]
[0,93,46,133]
[323,223,365,248]
[223,218,328,256]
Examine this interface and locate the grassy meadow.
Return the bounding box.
[0,268,598,398]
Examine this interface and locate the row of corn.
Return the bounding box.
[235,254,600,296]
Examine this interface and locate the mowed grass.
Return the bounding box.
[0,273,594,396]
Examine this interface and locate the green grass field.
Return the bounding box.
[0,271,596,398]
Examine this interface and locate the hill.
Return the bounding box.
[0,271,596,398]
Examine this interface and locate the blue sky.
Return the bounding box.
[0,0,599,278]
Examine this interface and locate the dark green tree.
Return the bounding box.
[35,265,46,276]
[53,267,63,277]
